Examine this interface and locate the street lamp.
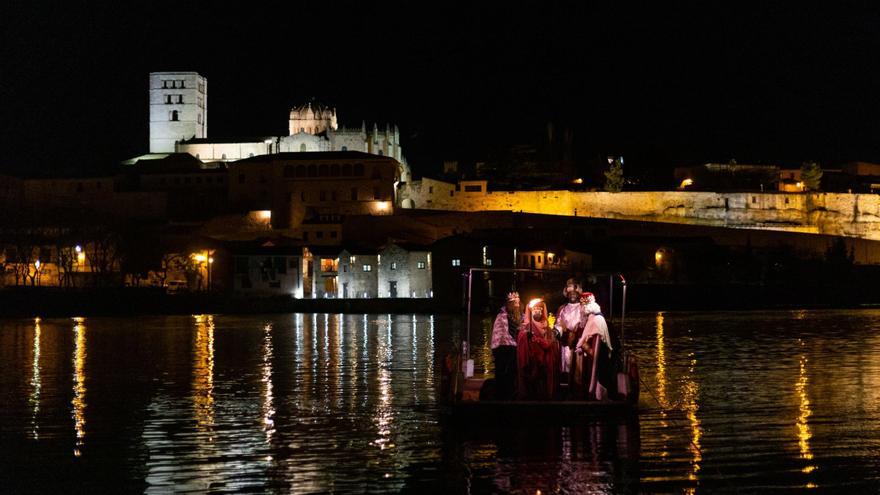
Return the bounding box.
[208,256,214,291]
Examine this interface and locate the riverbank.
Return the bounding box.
[1,283,877,318]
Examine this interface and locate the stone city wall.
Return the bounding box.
[401,183,880,240]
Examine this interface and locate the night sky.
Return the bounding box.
[2,2,879,177]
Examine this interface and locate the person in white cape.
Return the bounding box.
[576,293,613,400]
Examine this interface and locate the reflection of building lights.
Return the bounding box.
[72,317,87,456]
[573,178,583,184]
[797,351,818,479]
[30,318,41,440]
[193,314,215,432]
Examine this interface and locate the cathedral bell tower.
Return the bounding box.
[149,71,207,153]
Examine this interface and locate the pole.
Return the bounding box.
[466,268,473,361]
[608,274,614,325]
[620,277,627,346]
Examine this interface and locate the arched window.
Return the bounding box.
[377,150,383,156]
[248,153,254,158]
[300,143,307,152]
[295,165,306,178]
[341,145,348,151]
[318,164,329,176]
[221,153,227,160]
[195,154,200,159]
[342,163,352,176]
[284,165,295,178]
[170,110,179,121]
[353,163,365,176]
[330,164,340,177]
[307,164,317,177]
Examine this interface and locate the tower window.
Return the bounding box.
[165,95,172,104]
[170,110,179,121]
[451,259,461,267]
[417,261,426,269]
[162,80,169,88]
[177,95,183,104]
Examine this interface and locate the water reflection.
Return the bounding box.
[261,323,275,444]
[682,353,702,494]
[71,317,86,456]
[797,345,818,488]
[29,318,41,440]
[192,314,215,432]
[373,314,394,451]
[4,311,880,492]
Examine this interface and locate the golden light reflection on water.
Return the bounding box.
[29,318,41,440]
[682,353,702,493]
[193,315,215,433]
[655,312,670,458]
[261,323,275,444]
[72,317,87,456]
[796,347,818,485]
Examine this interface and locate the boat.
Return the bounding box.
[440,269,640,421]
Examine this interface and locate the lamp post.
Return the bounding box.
[33,260,41,286]
[208,255,214,291]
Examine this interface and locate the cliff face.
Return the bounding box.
[402,186,880,241]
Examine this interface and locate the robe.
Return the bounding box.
[516,315,559,400]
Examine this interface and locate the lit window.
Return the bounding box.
[363,264,372,272]
[451,259,461,267]
[417,261,426,269]
[485,259,492,267]
[391,262,397,270]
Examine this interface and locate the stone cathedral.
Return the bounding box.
[148,71,411,182]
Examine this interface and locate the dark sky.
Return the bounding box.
[2,2,879,177]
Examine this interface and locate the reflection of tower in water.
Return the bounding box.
[192,314,215,432]
[72,317,87,456]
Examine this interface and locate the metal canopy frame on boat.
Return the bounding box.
[462,267,628,364]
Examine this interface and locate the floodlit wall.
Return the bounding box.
[402,183,880,241]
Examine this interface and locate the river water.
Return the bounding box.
[1,311,879,493]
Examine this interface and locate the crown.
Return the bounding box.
[506,291,520,302]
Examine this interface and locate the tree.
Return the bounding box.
[800,161,823,191]
[603,158,624,193]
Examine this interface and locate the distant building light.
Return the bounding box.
[75,245,82,253]
[679,178,694,189]
[452,258,461,267]
[573,178,584,184]
[256,210,272,221]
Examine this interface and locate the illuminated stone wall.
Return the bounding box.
[401,180,880,241]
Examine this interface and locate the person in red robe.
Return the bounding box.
[516,298,560,400]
